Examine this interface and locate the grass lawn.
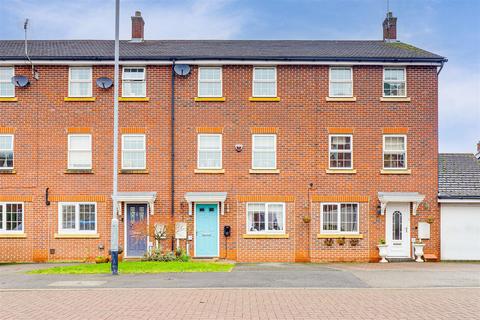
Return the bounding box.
[28,261,234,274]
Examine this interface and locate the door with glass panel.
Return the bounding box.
[126,204,148,257]
[385,203,410,257]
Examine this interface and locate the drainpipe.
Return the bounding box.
[171,59,176,251]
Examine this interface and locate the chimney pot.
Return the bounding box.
[383,11,397,41]
[131,11,145,42]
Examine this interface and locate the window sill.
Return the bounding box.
[119,169,149,174]
[248,97,281,102]
[325,169,357,174]
[194,97,226,102]
[64,97,96,102]
[119,97,150,102]
[194,169,225,174]
[54,233,100,239]
[0,169,16,174]
[0,233,26,238]
[64,169,94,174]
[249,169,280,174]
[325,97,357,102]
[380,97,411,102]
[317,234,363,239]
[381,169,411,175]
[243,234,289,239]
[0,97,18,102]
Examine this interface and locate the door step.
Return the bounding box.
[386,257,415,263]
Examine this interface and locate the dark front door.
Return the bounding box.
[126,204,148,257]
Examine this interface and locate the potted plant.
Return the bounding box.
[302,216,311,223]
[413,239,425,262]
[377,239,388,263]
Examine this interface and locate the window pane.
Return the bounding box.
[199,82,221,97]
[199,135,221,149]
[331,68,351,81]
[254,136,275,150]
[330,151,352,169]
[254,68,275,81]
[199,150,221,168]
[69,82,91,97]
[0,83,14,97]
[0,205,3,229]
[70,136,91,150]
[330,82,352,97]
[392,211,402,240]
[70,68,91,81]
[384,153,405,168]
[69,151,92,168]
[383,82,406,97]
[79,204,96,231]
[123,81,146,97]
[0,136,13,150]
[6,204,22,231]
[331,136,351,150]
[123,68,145,80]
[123,151,146,169]
[384,137,405,151]
[62,205,76,230]
[340,204,358,232]
[123,136,145,150]
[0,151,13,168]
[384,69,405,81]
[253,82,276,97]
[253,150,275,169]
[199,68,221,81]
[247,204,266,232]
[267,204,284,231]
[0,67,14,80]
[322,204,338,231]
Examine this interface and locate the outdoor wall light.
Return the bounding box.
[376,205,382,215]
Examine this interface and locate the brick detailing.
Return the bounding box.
[0,195,33,202]
[66,127,92,134]
[250,127,278,134]
[237,195,295,202]
[49,195,106,202]
[327,128,354,134]
[312,195,369,202]
[0,127,16,134]
[196,127,224,134]
[382,127,409,134]
[120,127,147,134]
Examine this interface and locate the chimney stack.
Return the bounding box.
[383,11,397,41]
[131,11,145,42]
[476,141,480,159]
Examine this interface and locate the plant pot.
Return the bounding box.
[377,244,388,263]
[413,243,425,262]
[302,216,311,223]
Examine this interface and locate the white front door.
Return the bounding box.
[386,203,410,258]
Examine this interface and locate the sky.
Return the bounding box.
[0,0,479,153]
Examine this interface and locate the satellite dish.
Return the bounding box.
[96,77,113,89]
[174,64,191,76]
[11,75,29,87]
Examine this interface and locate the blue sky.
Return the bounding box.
[0,0,479,153]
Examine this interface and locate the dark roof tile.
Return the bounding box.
[438,153,480,199]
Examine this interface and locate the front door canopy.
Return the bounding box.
[113,192,157,215]
[184,192,227,215]
[378,192,425,215]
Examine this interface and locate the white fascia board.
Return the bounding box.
[438,199,480,203]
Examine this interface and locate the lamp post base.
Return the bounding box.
[111,250,119,275]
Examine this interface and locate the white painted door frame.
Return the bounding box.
[385,202,411,258]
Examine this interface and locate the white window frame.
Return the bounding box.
[328,134,353,169]
[198,67,223,98]
[197,134,223,170]
[383,134,407,170]
[0,66,15,98]
[0,134,14,170]
[122,66,147,97]
[121,134,146,170]
[246,202,286,235]
[252,134,277,170]
[329,67,353,98]
[383,67,407,98]
[320,202,359,235]
[58,202,97,234]
[67,134,92,170]
[68,67,93,97]
[0,202,24,234]
[252,67,277,97]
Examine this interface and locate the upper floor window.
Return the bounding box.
[68,134,92,170]
[247,202,285,234]
[69,67,92,97]
[197,134,222,169]
[253,67,277,97]
[58,202,96,234]
[383,135,407,169]
[122,134,146,170]
[0,67,15,98]
[383,68,406,97]
[329,67,353,97]
[198,67,222,97]
[252,134,276,170]
[329,135,352,169]
[122,67,146,97]
[0,134,14,170]
[0,203,23,233]
[321,203,358,234]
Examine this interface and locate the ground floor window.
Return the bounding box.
[0,203,23,233]
[321,203,359,234]
[247,202,285,234]
[58,202,97,234]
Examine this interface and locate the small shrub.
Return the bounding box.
[379,238,386,245]
[143,249,190,262]
[324,238,334,246]
[337,238,346,246]
[350,238,359,246]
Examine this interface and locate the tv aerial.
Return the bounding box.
[173,64,191,76]
[96,77,113,89]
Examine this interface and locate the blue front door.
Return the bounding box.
[126,204,148,257]
[195,204,219,257]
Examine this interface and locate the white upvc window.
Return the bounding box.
[68,67,92,97]
[0,134,14,170]
[0,67,15,97]
[198,67,222,97]
[252,134,277,169]
[68,134,92,170]
[247,202,285,234]
[122,134,146,169]
[383,67,406,97]
[329,134,353,169]
[0,203,24,233]
[197,134,222,169]
[253,67,277,97]
[122,67,146,97]
[321,203,359,234]
[329,67,353,97]
[58,202,97,234]
[383,135,407,169]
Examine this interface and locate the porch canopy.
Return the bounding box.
[378,192,425,215]
[184,192,227,215]
[113,192,157,215]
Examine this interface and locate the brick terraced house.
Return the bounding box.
[0,12,446,262]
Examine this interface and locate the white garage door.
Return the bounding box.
[441,203,480,260]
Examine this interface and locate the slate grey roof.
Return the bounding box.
[0,40,445,62]
[439,154,480,199]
